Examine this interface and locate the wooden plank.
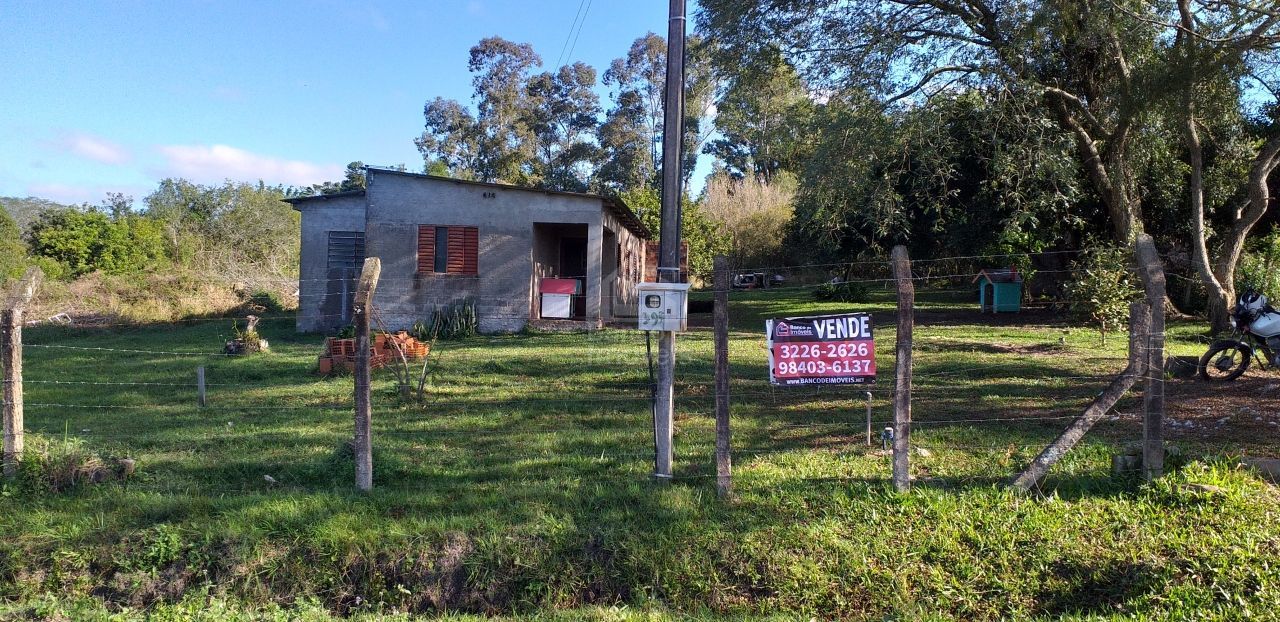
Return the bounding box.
[353,257,381,492]
[890,246,913,493]
[713,255,732,498]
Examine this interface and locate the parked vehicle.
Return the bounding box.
[732,272,786,289]
[1198,288,1280,380]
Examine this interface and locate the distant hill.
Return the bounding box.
[0,196,78,232]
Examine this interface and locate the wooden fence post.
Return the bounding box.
[196,366,207,407]
[3,268,42,478]
[353,257,381,492]
[890,246,913,492]
[713,256,732,498]
[1010,302,1150,492]
[1135,234,1166,481]
[865,391,873,447]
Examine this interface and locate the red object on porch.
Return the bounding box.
[540,278,578,295]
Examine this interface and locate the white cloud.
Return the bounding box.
[27,183,144,205]
[57,132,131,165]
[156,144,344,186]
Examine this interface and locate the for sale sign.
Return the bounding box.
[766,313,876,386]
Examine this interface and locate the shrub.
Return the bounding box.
[813,280,870,303]
[1236,230,1280,300]
[1062,245,1141,345]
[25,208,168,278]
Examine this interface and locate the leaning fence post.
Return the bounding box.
[1135,234,1166,481]
[353,257,381,492]
[713,256,732,498]
[3,268,42,478]
[1010,302,1150,492]
[890,246,913,492]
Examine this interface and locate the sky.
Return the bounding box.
[0,0,702,206]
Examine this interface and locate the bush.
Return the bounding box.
[1062,245,1141,344]
[813,280,870,303]
[1236,230,1280,300]
[25,208,168,278]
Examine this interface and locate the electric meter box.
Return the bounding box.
[636,282,691,332]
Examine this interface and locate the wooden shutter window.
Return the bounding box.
[417,225,435,274]
[419,225,478,275]
[454,226,478,275]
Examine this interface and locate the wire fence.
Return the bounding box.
[0,245,1216,498]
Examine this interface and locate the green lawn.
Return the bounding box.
[1,289,1277,620]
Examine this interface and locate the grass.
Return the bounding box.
[1,287,1277,620]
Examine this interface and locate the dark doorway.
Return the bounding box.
[560,237,588,318]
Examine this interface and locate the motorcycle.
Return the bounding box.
[1198,288,1280,381]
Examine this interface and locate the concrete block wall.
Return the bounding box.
[295,194,366,333]
[363,171,608,334]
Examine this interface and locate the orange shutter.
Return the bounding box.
[445,226,479,275]
[417,225,435,273]
[461,226,478,275]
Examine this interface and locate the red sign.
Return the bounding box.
[767,313,875,385]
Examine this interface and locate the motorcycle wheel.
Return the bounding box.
[1198,340,1251,381]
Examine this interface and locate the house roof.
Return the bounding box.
[289,168,651,239]
[283,189,366,204]
[973,268,1023,284]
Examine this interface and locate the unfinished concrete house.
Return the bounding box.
[288,168,651,333]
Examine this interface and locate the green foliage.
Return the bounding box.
[1236,229,1280,300]
[624,187,729,282]
[0,202,26,281]
[812,280,869,303]
[1063,246,1142,344]
[416,299,478,340]
[24,208,168,278]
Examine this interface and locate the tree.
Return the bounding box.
[625,187,728,280]
[25,208,167,278]
[705,52,814,182]
[1173,1,1280,331]
[700,0,1162,244]
[524,62,602,191]
[416,97,483,179]
[597,33,714,191]
[144,179,299,280]
[700,0,1280,323]
[0,203,25,281]
[468,36,543,184]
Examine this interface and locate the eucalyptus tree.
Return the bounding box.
[524,62,602,192]
[597,33,714,191]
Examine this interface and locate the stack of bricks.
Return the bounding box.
[318,332,430,374]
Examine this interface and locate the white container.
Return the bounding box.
[636,282,691,332]
[541,293,572,319]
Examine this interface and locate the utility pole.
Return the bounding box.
[654,0,686,479]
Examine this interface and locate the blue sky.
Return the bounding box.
[0,0,700,205]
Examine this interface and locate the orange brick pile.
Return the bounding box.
[318,332,430,374]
